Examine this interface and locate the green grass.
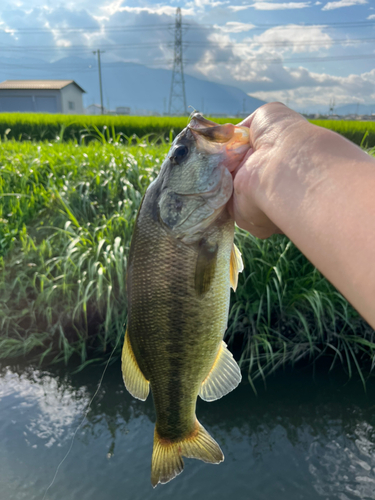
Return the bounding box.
[1,112,375,147]
[0,136,374,382]
[0,136,167,365]
[227,232,375,389]
[310,119,375,148]
[0,113,241,143]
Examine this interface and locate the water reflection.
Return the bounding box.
[1,361,375,500]
[0,368,88,447]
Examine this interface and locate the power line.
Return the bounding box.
[1,52,375,75]
[185,53,375,65]
[0,24,174,33]
[0,42,173,52]
[1,19,375,34]
[2,36,375,53]
[184,38,375,48]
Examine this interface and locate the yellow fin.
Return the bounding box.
[121,329,149,401]
[151,420,223,488]
[230,243,244,291]
[199,341,241,402]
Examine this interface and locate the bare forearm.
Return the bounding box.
[257,124,375,327]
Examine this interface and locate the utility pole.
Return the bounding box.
[93,49,105,115]
[329,97,335,116]
[168,7,187,115]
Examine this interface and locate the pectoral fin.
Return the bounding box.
[199,341,242,402]
[230,243,244,291]
[121,329,149,401]
[195,238,218,296]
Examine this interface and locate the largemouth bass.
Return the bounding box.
[121,114,250,487]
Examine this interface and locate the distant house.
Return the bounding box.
[85,104,131,116]
[0,80,86,114]
[85,104,107,115]
[116,106,130,115]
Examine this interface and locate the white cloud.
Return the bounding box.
[101,1,195,17]
[228,5,251,11]
[251,68,375,110]
[247,24,332,53]
[367,14,375,19]
[322,0,367,10]
[192,0,229,7]
[188,21,375,111]
[315,1,322,3]
[214,22,255,33]
[250,1,310,9]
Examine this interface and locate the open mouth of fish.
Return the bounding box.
[188,113,250,173]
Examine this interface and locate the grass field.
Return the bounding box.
[0,113,240,144]
[310,119,375,148]
[0,112,374,147]
[1,135,374,383]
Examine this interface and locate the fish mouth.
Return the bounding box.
[188,113,250,172]
[188,113,217,129]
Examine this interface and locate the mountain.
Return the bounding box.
[333,103,375,116]
[0,56,266,116]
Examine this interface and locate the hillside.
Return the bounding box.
[0,56,266,115]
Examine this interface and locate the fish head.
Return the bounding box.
[153,113,250,242]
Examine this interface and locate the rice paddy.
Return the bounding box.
[0,112,375,146]
[0,122,374,383]
[0,113,240,144]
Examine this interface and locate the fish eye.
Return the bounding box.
[169,145,189,165]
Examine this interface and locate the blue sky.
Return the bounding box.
[0,0,374,112]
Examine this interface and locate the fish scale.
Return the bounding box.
[121,113,250,487]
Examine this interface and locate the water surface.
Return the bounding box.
[1,360,375,500]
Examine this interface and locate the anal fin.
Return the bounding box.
[199,341,241,402]
[230,242,244,291]
[121,329,149,401]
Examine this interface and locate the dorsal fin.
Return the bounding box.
[121,329,150,401]
[199,341,241,402]
[230,243,244,291]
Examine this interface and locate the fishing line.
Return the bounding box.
[41,333,122,500]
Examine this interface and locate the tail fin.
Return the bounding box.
[151,419,224,488]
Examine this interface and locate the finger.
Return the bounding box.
[231,148,254,179]
[238,110,257,128]
[232,191,281,239]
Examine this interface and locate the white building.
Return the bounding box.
[0,80,86,114]
[85,104,107,115]
[85,104,131,115]
[116,106,130,115]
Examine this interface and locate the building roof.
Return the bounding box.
[0,80,86,93]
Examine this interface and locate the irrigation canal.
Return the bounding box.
[1,360,375,499]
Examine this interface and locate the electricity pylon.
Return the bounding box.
[168,7,187,115]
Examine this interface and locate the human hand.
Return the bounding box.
[227,103,375,329]
[228,102,311,238]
